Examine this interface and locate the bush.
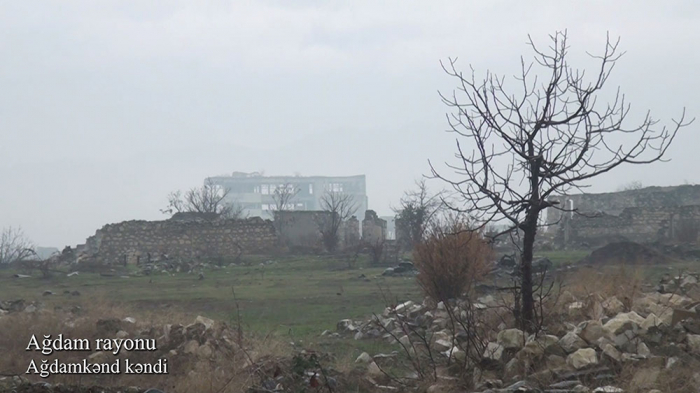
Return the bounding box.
[413,215,492,301]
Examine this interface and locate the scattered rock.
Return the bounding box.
[367,361,384,378]
[337,319,357,333]
[687,334,700,355]
[567,348,598,370]
[603,311,644,335]
[601,343,621,362]
[579,320,605,344]
[559,331,587,354]
[355,352,372,364]
[602,296,625,316]
[483,342,504,361]
[497,328,526,349]
[194,315,214,330]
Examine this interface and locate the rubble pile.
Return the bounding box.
[90,315,240,365]
[137,258,275,276]
[0,314,244,393]
[137,259,209,276]
[381,261,418,277]
[0,299,42,316]
[337,287,700,392]
[0,308,347,393]
[657,271,700,300]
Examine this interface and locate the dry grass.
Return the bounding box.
[563,264,644,309]
[617,357,700,393]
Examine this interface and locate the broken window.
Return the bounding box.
[274,184,296,194]
[325,183,343,192]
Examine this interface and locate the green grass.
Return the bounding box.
[0,255,421,344]
[537,250,590,265]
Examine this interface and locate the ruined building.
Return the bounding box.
[75,211,363,265]
[362,210,387,245]
[81,215,278,265]
[547,184,700,247]
[206,172,368,220]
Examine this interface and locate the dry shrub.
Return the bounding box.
[413,215,492,302]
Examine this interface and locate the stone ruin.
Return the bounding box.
[361,210,400,264]
[274,210,360,252]
[60,210,367,268]
[79,215,277,266]
[547,184,700,248]
[362,210,387,245]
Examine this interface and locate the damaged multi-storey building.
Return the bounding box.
[206,172,369,220]
[546,184,700,247]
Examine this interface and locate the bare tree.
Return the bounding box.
[393,179,444,252]
[0,226,35,265]
[272,182,300,212]
[617,180,644,192]
[161,179,245,219]
[319,191,358,252]
[430,31,692,332]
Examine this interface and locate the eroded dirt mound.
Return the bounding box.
[581,241,672,265]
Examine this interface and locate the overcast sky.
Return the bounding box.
[1,1,699,248]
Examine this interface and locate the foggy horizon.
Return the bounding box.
[2,1,699,248]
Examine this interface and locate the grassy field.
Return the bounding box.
[0,255,421,344]
[2,247,696,376]
[1,248,690,342]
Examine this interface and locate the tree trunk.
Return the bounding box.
[520,219,537,332]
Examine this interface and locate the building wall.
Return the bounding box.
[274,210,328,250]
[379,216,396,240]
[207,172,368,221]
[83,217,277,264]
[362,210,387,244]
[275,211,361,251]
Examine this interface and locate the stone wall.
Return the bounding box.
[547,185,700,226]
[558,205,700,247]
[547,185,700,247]
[343,216,360,248]
[84,217,277,264]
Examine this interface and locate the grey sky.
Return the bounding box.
[1,1,699,247]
